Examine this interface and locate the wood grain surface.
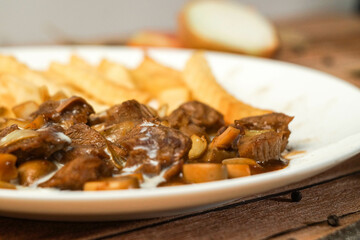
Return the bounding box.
[0,15,359,240]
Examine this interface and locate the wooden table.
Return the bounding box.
[0,15,359,240]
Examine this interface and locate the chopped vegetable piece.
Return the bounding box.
[225,164,250,178]
[189,134,207,159]
[0,153,18,182]
[0,180,16,189]
[222,157,258,166]
[211,126,240,149]
[18,160,57,186]
[183,163,227,183]
[83,176,140,191]
[12,101,39,119]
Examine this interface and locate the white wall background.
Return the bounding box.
[0,0,357,45]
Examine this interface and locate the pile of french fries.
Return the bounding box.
[0,51,270,122]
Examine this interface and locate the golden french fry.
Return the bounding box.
[12,101,39,119]
[0,107,14,118]
[0,55,64,96]
[0,55,26,75]
[98,59,135,89]
[182,51,270,123]
[50,90,68,101]
[71,55,136,90]
[0,118,29,129]
[0,74,42,107]
[157,87,191,113]
[41,71,111,112]
[69,55,94,69]
[49,62,151,105]
[131,55,185,95]
[224,101,271,124]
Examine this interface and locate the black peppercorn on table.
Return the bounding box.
[0,14,360,240]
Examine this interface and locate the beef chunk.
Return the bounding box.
[39,155,112,190]
[202,113,293,163]
[116,122,191,179]
[104,100,157,126]
[66,123,108,149]
[167,101,225,138]
[31,96,94,129]
[0,124,19,138]
[100,121,137,143]
[235,113,293,152]
[237,131,283,163]
[89,100,158,142]
[54,124,125,170]
[0,126,70,163]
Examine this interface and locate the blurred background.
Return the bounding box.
[0,0,359,86]
[0,0,359,46]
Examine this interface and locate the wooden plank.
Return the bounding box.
[275,15,360,88]
[106,172,360,240]
[272,212,360,240]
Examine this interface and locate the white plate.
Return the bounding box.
[0,46,359,221]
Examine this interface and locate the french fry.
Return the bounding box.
[12,101,39,119]
[97,59,135,89]
[131,55,185,95]
[182,51,270,123]
[157,87,191,113]
[41,71,109,112]
[0,55,26,75]
[49,62,151,105]
[0,107,14,118]
[0,55,67,96]
[224,101,271,124]
[71,55,136,90]
[0,74,42,107]
[69,55,94,69]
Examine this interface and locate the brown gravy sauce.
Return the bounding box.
[160,151,308,187]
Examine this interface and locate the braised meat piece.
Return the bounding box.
[167,101,225,138]
[104,100,157,126]
[0,124,19,139]
[0,125,70,163]
[30,96,94,129]
[66,123,108,149]
[116,122,191,179]
[39,155,112,190]
[54,123,124,170]
[90,100,158,142]
[235,113,293,152]
[202,113,293,163]
[233,113,293,163]
[237,131,283,163]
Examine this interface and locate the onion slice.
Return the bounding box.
[0,129,38,147]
